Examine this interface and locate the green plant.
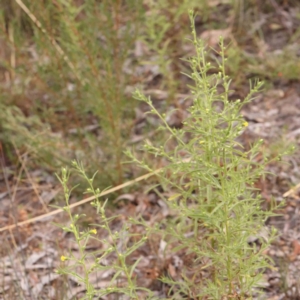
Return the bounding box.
[55,161,153,300]
[0,0,145,187]
[127,12,293,299]
[0,104,68,167]
[139,0,208,104]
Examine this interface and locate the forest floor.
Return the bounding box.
[0,1,300,299]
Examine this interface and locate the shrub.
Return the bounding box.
[128,12,291,299]
[0,0,145,187]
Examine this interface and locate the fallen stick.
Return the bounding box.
[0,170,161,232]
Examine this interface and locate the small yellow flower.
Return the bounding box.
[89,229,97,234]
[243,121,248,127]
[60,255,68,262]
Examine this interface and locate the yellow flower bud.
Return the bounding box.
[60,255,68,262]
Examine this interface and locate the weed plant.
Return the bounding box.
[55,161,153,300]
[128,12,292,299]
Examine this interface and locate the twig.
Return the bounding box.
[0,169,162,232]
[283,182,300,198]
